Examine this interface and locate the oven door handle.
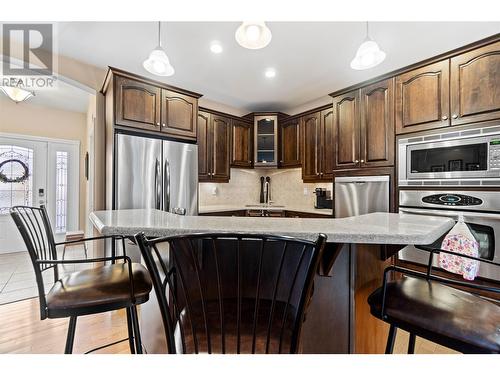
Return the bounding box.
[399,207,500,220]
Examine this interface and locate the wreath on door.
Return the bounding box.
[0,159,30,183]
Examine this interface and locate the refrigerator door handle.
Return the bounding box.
[164,159,171,212]
[154,158,161,210]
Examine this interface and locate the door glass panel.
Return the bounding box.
[256,118,275,163]
[410,143,488,173]
[55,151,68,233]
[0,145,33,214]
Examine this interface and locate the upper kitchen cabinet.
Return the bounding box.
[450,40,500,126]
[360,78,395,168]
[279,117,301,168]
[231,118,253,168]
[101,67,202,140]
[332,91,360,170]
[160,90,198,139]
[395,60,450,135]
[301,107,334,181]
[114,76,161,131]
[197,110,231,183]
[254,115,278,167]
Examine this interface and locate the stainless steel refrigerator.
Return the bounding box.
[334,176,389,218]
[115,133,198,215]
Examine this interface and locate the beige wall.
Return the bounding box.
[0,97,88,228]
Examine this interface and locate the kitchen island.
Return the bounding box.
[90,209,454,354]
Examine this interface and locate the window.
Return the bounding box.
[55,151,68,233]
[0,145,33,214]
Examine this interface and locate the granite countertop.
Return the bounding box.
[198,204,333,216]
[90,209,454,245]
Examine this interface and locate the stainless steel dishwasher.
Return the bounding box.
[334,176,390,218]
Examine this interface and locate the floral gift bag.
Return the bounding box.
[439,216,480,280]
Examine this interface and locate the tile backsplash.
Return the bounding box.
[199,168,332,208]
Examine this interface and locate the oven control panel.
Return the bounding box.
[490,139,500,170]
[422,194,483,206]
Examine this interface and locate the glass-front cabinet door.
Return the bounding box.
[254,115,278,167]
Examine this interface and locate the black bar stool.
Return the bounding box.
[135,232,327,354]
[368,248,500,354]
[10,206,152,354]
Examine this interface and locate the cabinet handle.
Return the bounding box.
[452,114,458,119]
[162,123,166,127]
[355,160,359,163]
[156,122,160,126]
[361,159,364,163]
[441,115,448,120]
[320,172,323,176]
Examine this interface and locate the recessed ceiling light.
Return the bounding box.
[264,68,276,78]
[210,41,223,54]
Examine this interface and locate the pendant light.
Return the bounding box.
[0,85,34,103]
[143,21,175,77]
[350,22,386,70]
[235,22,272,50]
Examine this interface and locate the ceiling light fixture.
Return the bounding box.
[235,22,272,50]
[264,68,276,78]
[210,41,223,54]
[350,22,386,70]
[143,21,175,77]
[0,85,35,103]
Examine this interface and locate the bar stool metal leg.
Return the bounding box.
[65,316,77,354]
[385,325,397,354]
[130,306,143,354]
[408,333,416,354]
[126,307,136,354]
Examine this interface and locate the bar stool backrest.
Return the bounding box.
[10,205,58,319]
[135,232,326,354]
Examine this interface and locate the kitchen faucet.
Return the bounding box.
[264,176,272,205]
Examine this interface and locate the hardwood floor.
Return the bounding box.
[0,297,130,354]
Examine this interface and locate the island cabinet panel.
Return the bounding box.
[160,89,198,139]
[360,78,395,168]
[450,40,500,126]
[395,60,450,134]
[231,119,253,168]
[211,115,231,182]
[333,90,360,169]
[279,117,301,168]
[115,76,161,130]
[301,112,321,181]
[197,111,212,182]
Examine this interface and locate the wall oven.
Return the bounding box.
[398,190,500,281]
[398,124,500,187]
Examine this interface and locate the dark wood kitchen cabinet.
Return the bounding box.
[231,118,253,168]
[395,60,450,135]
[450,40,500,126]
[198,110,231,182]
[114,76,162,131]
[160,89,198,139]
[332,90,360,170]
[102,67,201,140]
[301,107,334,181]
[278,117,301,168]
[360,78,395,168]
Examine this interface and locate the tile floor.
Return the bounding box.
[0,244,92,305]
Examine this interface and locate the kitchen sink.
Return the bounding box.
[244,204,285,208]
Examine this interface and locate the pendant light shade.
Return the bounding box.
[350,22,386,70]
[0,86,34,103]
[235,22,272,50]
[143,22,175,76]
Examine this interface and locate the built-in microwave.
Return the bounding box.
[398,125,500,187]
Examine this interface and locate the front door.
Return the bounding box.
[0,136,47,253]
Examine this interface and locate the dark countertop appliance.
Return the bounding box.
[314,188,333,209]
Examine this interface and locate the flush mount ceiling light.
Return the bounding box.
[350,22,386,70]
[210,41,223,54]
[264,68,276,78]
[235,22,272,50]
[143,21,175,77]
[0,85,35,103]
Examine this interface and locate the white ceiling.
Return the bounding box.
[24,22,500,112]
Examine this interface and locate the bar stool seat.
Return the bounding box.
[46,263,152,318]
[368,276,500,353]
